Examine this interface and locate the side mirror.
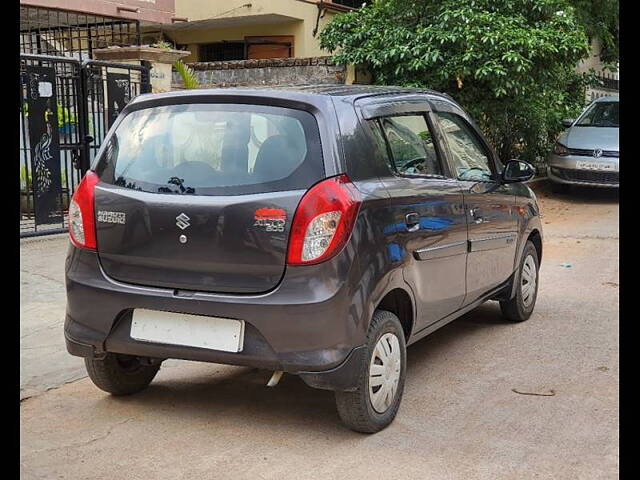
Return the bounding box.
[561,118,575,128]
[501,159,535,184]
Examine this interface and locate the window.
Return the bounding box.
[435,112,493,182]
[575,101,619,128]
[97,104,323,196]
[200,42,245,62]
[378,115,442,176]
[245,36,294,59]
[332,0,365,7]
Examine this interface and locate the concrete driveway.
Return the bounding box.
[20,181,618,479]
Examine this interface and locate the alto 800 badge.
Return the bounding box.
[254,208,286,232]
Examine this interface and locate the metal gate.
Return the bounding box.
[20,54,150,237]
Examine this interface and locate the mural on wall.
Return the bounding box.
[25,65,62,225]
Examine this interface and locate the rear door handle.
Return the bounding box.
[405,212,420,232]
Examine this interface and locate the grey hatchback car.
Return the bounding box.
[547,95,619,191]
[65,85,543,433]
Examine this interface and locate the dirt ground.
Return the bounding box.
[20,180,618,479]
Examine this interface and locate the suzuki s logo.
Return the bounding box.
[593,148,603,158]
[176,213,190,230]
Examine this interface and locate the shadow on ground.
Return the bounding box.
[90,302,508,432]
[533,179,619,205]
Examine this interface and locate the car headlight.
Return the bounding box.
[553,142,569,156]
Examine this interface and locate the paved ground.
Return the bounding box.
[20,181,618,479]
[20,235,85,401]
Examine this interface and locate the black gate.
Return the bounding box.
[20,54,150,237]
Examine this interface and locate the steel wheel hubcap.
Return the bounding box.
[521,255,537,307]
[368,332,401,413]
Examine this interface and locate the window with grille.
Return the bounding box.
[200,42,246,62]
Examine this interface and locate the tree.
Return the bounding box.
[569,0,618,66]
[320,0,594,164]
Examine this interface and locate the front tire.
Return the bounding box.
[500,240,540,322]
[84,353,160,396]
[335,310,406,433]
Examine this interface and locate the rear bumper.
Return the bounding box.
[64,244,368,390]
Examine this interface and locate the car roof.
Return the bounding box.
[129,84,454,106]
[593,95,619,103]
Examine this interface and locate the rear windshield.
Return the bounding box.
[95,103,324,195]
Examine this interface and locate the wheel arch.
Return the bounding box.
[528,229,543,264]
[375,287,415,342]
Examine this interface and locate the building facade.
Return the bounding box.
[153,0,358,62]
[576,38,619,101]
[20,0,176,59]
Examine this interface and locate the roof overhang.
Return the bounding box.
[158,13,300,33]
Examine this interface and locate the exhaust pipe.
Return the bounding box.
[266,370,283,387]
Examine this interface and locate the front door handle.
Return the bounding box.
[405,212,420,232]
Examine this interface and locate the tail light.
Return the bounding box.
[68,171,99,250]
[287,174,361,265]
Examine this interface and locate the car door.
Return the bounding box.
[365,103,468,332]
[430,101,518,304]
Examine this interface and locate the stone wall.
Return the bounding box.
[172,56,347,88]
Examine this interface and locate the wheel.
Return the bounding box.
[335,310,406,433]
[550,181,570,194]
[500,240,539,322]
[84,353,160,396]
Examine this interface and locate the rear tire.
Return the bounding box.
[500,240,539,322]
[335,310,406,433]
[84,353,160,396]
[550,181,570,194]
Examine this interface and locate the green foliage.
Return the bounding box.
[20,165,31,191]
[320,0,596,163]
[151,40,173,50]
[20,166,67,192]
[57,103,76,127]
[23,102,77,127]
[569,0,618,66]
[173,60,200,90]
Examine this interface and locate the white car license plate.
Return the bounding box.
[131,309,245,352]
[576,160,617,171]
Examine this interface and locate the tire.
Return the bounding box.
[335,310,407,433]
[550,181,570,194]
[84,353,160,396]
[500,240,540,322]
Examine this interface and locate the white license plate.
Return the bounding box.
[576,161,617,171]
[131,309,245,352]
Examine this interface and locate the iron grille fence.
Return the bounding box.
[20,5,141,60]
[597,73,619,91]
[20,4,147,236]
[20,54,84,237]
[82,60,151,168]
[20,54,150,237]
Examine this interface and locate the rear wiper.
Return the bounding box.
[167,176,196,194]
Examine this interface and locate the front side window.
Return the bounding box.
[96,103,323,195]
[435,112,493,182]
[575,101,619,128]
[379,115,442,176]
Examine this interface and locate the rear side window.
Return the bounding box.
[95,103,323,195]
